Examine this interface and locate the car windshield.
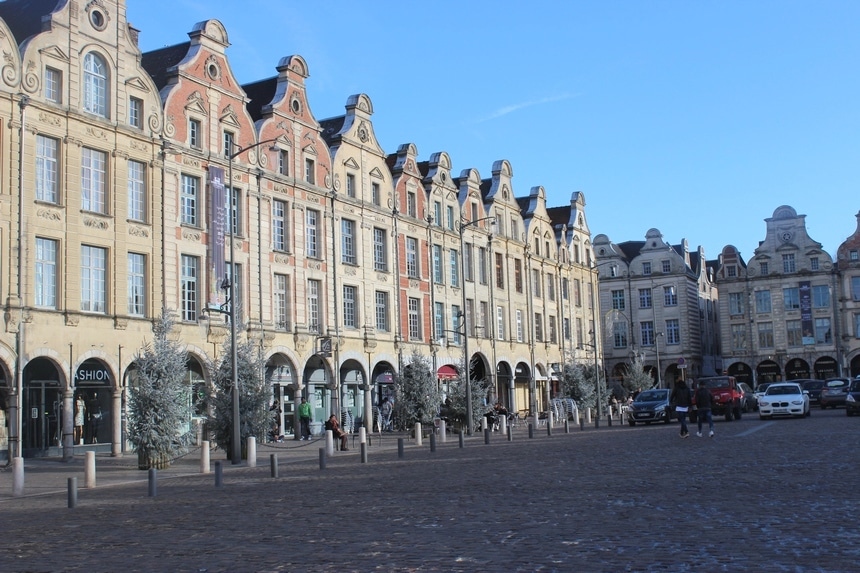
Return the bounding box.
[766,385,801,396]
[756,384,772,393]
[700,378,731,389]
[636,390,667,402]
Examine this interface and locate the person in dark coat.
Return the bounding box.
[670,381,692,438]
[694,382,715,438]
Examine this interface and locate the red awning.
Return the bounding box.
[437,365,459,380]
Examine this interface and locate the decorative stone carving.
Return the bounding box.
[128,226,149,238]
[182,229,202,242]
[114,317,128,330]
[83,216,109,230]
[36,208,62,222]
[65,313,79,327]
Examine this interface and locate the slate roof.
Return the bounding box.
[140,43,190,91]
[319,116,345,148]
[0,0,62,45]
[241,76,277,121]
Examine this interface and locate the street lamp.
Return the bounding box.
[223,136,281,464]
[458,215,494,435]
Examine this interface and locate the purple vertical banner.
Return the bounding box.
[208,166,227,310]
[799,280,814,345]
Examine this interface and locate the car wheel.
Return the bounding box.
[628,419,636,426]
[806,407,811,417]
[734,406,742,420]
[725,410,733,422]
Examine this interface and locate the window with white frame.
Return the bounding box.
[782,253,796,273]
[815,318,832,344]
[228,187,241,236]
[373,227,387,272]
[496,306,505,340]
[613,321,628,348]
[180,174,198,226]
[464,243,474,282]
[307,279,321,332]
[450,249,459,287]
[509,217,518,240]
[783,287,800,310]
[189,118,201,148]
[223,131,234,157]
[342,285,358,328]
[371,182,380,206]
[408,297,421,340]
[272,200,287,251]
[535,313,543,342]
[81,147,107,213]
[83,52,107,117]
[375,291,389,332]
[451,304,462,345]
[81,245,106,313]
[786,320,802,346]
[127,252,145,316]
[274,273,290,330]
[661,260,671,273]
[662,285,677,306]
[729,292,744,315]
[277,149,289,176]
[812,285,830,308]
[758,322,774,348]
[731,324,746,350]
[432,245,443,283]
[665,319,680,344]
[406,237,419,278]
[760,262,769,275]
[44,67,62,103]
[516,309,523,342]
[611,289,625,310]
[129,97,143,129]
[726,265,737,278]
[407,192,417,217]
[305,158,315,184]
[642,261,652,276]
[478,247,488,285]
[853,276,860,301]
[181,254,198,321]
[36,135,59,203]
[35,237,57,308]
[810,257,819,271]
[306,209,319,258]
[341,219,356,264]
[128,160,146,222]
[433,201,442,226]
[434,302,444,341]
[446,205,455,230]
[346,173,356,198]
[755,290,772,313]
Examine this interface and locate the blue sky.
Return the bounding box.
[127,0,859,261]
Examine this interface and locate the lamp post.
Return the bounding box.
[458,215,494,435]
[224,136,281,464]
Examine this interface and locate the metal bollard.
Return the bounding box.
[270,454,279,478]
[564,419,570,434]
[397,438,405,458]
[507,425,513,442]
[415,423,423,447]
[547,419,553,436]
[85,451,96,489]
[484,428,490,445]
[67,477,77,508]
[528,423,534,439]
[319,448,326,470]
[595,415,600,429]
[429,432,436,452]
[440,420,447,442]
[361,442,368,463]
[247,436,257,468]
[580,417,585,431]
[214,461,223,487]
[359,427,367,444]
[148,468,157,497]
[12,457,24,497]
[608,412,613,427]
[458,430,464,449]
[200,440,210,474]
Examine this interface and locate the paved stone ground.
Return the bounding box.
[1,409,858,572]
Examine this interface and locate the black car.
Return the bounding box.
[627,389,673,425]
[738,382,757,412]
[800,379,825,405]
[820,378,850,409]
[846,380,860,416]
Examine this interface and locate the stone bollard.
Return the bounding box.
[319,448,326,470]
[12,457,24,497]
[325,430,334,457]
[247,436,257,468]
[414,422,423,447]
[499,414,507,435]
[585,408,592,424]
[85,451,96,489]
[214,461,223,487]
[200,440,210,474]
[397,438,405,458]
[148,468,157,497]
[481,417,488,432]
[439,420,447,442]
[270,454,279,478]
[458,430,464,449]
[359,427,367,445]
[67,477,77,508]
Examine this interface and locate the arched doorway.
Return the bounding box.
[266,355,295,438]
[495,362,513,409]
[23,358,63,457]
[727,362,753,385]
[340,359,365,432]
[514,362,531,414]
[850,354,860,378]
[784,358,810,380]
[756,360,781,383]
[814,356,838,379]
[303,356,332,436]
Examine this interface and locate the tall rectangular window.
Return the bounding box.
[44,67,61,103]
[731,324,746,350]
[574,279,582,307]
[433,201,442,226]
[189,119,201,148]
[434,302,444,341]
[450,249,460,287]
[479,301,488,338]
[853,277,860,301]
[663,285,677,306]
[447,206,455,230]
[128,160,146,221]
[278,149,289,176]
[36,135,59,203]
[305,158,315,184]
[478,247,488,285]
[307,279,321,332]
[613,321,628,348]
[496,306,505,341]
[661,260,671,273]
[346,173,356,198]
[181,174,198,226]
[274,273,290,330]
[375,291,389,332]
[407,192,417,217]
[760,262,769,276]
[408,297,421,340]
[611,289,625,310]
[549,316,557,344]
[223,131,234,157]
[127,253,145,316]
[783,287,800,310]
[855,313,860,338]
[228,187,241,236]
[451,304,462,345]
[371,182,380,206]
[516,310,523,342]
[181,255,199,321]
[640,321,655,346]
[35,237,57,308]
[495,253,505,289]
[782,253,796,273]
[755,290,772,313]
[372,228,387,272]
[535,313,543,342]
[810,257,819,271]
[464,243,474,282]
[342,285,357,328]
[272,200,287,251]
[432,245,443,283]
[639,288,652,309]
[665,319,680,344]
[576,318,584,347]
[129,97,143,129]
[547,274,555,301]
[758,322,774,348]
[514,259,523,293]
[306,209,319,258]
[83,52,107,117]
[341,219,356,264]
[81,148,107,213]
[729,292,744,315]
[786,319,802,347]
[642,262,652,275]
[406,237,419,278]
[532,269,542,298]
[812,285,830,308]
[81,245,106,313]
[815,318,832,344]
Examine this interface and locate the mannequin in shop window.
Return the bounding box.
[75,395,86,445]
[88,392,103,444]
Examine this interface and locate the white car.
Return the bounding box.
[758,383,810,419]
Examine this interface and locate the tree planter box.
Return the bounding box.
[138,450,170,470]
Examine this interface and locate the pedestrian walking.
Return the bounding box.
[670,380,692,438]
[298,397,312,440]
[694,382,715,438]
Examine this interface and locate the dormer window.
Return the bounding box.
[83,52,108,118]
[642,262,652,276]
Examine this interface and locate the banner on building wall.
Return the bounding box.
[208,166,227,309]
[800,280,814,345]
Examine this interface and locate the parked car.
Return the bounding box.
[758,383,810,419]
[845,380,860,416]
[753,383,775,405]
[800,379,825,405]
[819,378,850,409]
[627,389,673,425]
[737,382,757,412]
[693,376,742,421]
